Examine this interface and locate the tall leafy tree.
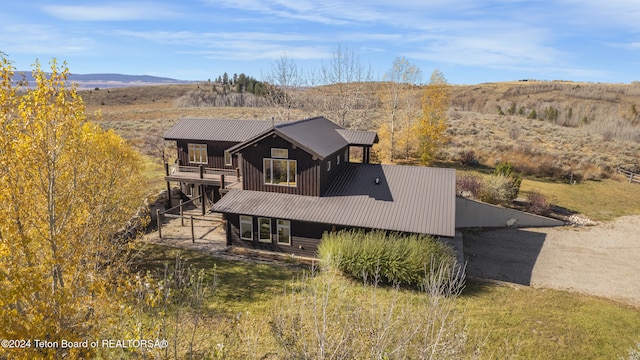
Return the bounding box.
[417,69,450,165]
[0,57,145,359]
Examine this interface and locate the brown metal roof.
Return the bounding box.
[166,117,379,159]
[227,116,350,160]
[336,129,379,146]
[211,163,456,237]
[275,117,349,159]
[164,118,279,142]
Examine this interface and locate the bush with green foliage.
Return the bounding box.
[318,230,456,288]
[480,174,517,205]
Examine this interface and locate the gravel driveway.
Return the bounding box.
[463,215,640,307]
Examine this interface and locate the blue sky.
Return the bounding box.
[1,0,639,84]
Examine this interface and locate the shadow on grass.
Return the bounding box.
[459,278,498,298]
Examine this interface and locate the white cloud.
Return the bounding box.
[553,0,640,31]
[116,29,333,60]
[41,2,178,21]
[0,23,91,55]
[204,0,451,25]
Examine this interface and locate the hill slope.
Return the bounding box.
[82,80,640,181]
[16,71,192,90]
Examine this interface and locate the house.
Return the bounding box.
[163,116,562,258]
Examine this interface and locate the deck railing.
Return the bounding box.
[168,164,238,177]
[165,163,240,184]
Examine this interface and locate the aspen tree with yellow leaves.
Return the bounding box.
[0,56,145,359]
[417,69,450,165]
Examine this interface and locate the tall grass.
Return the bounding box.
[271,263,477,360]
[318,230,456,288]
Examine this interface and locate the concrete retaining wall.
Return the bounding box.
[456,197,564,228]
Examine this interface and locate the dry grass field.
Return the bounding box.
[83,81,640,220]
[85,81,640,183]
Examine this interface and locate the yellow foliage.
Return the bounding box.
[374,120,394,164]
[417,69,450,165]
[0,57,145,359]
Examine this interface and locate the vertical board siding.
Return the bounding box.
[319,146,348,195]
[177,140,239,169]
[226,214,333,258]
[240,135,321,196]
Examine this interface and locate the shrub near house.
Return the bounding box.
[319,230,456,288]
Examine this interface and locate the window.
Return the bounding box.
[327,161,331,171]
[337,154,340,165]
[277,220,291,245]
[240,215,253,240]
[264,158,297,186]
[258,218,271,243]
[224,150,232,166]
[344,148,349,163]
[271,148,288,158]
[188,143,207,164]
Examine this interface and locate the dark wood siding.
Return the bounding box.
[239,135,321,196]
[226,213,334,258]
[320,146,348,195]
[176,140,239,169]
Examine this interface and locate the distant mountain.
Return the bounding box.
[14,71,194,89]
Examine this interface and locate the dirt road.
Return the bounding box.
[463,215,640,307]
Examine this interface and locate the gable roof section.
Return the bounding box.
[211,164,456,237]
[336,129,379,146]
[228,116,349,160]
[164,118,279,142]
[166,117,380,159]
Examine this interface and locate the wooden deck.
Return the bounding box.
[164,164,242,188]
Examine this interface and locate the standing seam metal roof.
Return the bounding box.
[163,118,281,142]
[227,116,350,160]
[211,163,456,237]
[274,117,348,159]
[335,129,379,146]
[165,117,380,159]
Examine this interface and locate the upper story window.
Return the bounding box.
[188,143,207,164]
[344,148,349,163]
[224,150,232,166]
[264,158,297,186]
[327,161,331,171]
[271,148,288,158]
[337,154,340,165]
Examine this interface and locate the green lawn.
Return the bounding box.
[130,244,640,359]
[520,177,640,221]
[460,281,640,359]
[457,167,640,221]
